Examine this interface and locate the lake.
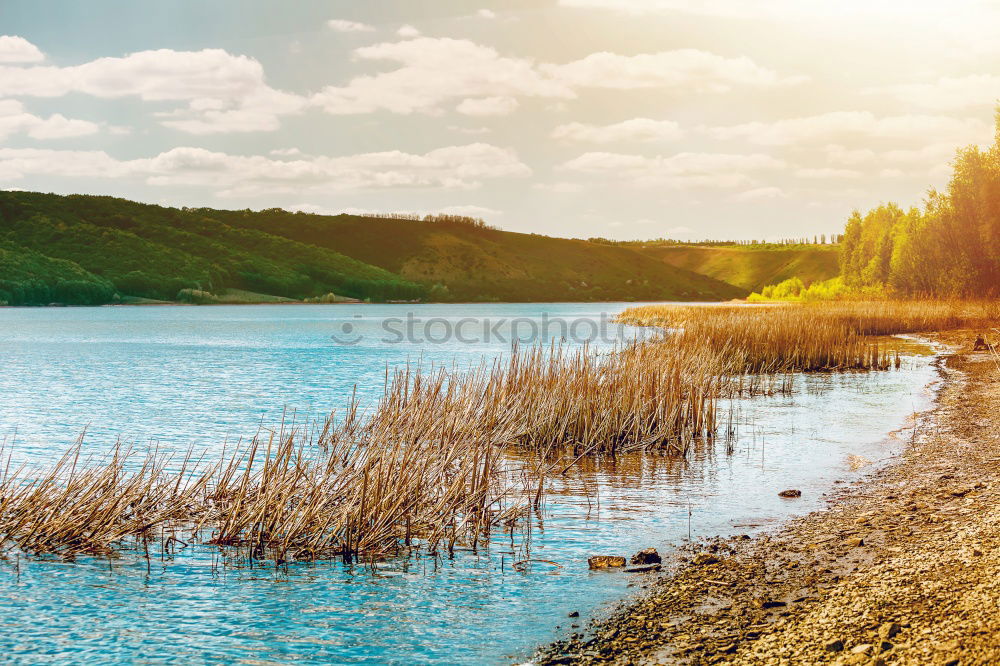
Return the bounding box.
[0,303,938,664]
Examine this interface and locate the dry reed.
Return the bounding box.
[616,300,1000,373]
[0,422,535,561]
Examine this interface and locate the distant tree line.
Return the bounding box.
[588,236,842,248]
[840,112,1000,297]
[353,211,498,231]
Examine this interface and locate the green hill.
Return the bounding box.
[0,191,424,305]
[212,208,745,302]
[636,244,841,293]
[0,191,743,305]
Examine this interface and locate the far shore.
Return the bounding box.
[534,330,998,665]
[0,297,754,309]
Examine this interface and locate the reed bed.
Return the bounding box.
[0,423,535,561]
[365,341,727,458]
[616,300,1000,373]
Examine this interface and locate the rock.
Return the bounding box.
[761,600,787,609]
[625,564,662,573]
[630,547,662,565]
[825,639,845,652]
[878,622,901,640]
[693,552,720,566]
[879,640,893,652]
[845,537,865,548]
[588,555,626,569]
[851,643,872,654]
[568,611,579,617]
[779,489,802,498]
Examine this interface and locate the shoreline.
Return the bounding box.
[0,298,753,309]
[535,330,998,665]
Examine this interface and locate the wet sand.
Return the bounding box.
[536,332,1000,665]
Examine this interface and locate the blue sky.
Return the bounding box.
[1,0,998,240]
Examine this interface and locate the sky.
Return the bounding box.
[1,0,999,241]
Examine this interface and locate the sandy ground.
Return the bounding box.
[535,332,1000,665]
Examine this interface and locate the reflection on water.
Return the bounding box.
[0,304,938,664]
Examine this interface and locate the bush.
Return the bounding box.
[176,288,219,304]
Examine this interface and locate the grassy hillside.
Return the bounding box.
[210,209,745,302]
[637,244,841,293]
[0,191,743,305]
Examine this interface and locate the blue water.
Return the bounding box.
[0,304,938,664]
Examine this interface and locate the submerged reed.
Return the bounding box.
[0,423,535,561]
[367,341,725,458]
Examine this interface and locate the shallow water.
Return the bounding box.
[0,304,938,664]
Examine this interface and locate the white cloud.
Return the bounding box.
[0,36,44,64]
[557,0,998,26]
[558,0,790,18]
[327,19,376,33]
[877,75,1000,111]
[270,147,305,157]
[448,125,492,135]
[0,143,531,195]
[26,114,100,140]
[821,140,974,178]
[313,38,571,115]
[665,225,695,235]
[824,144,877,166]
[456,96,519,116]
[560,151,785,189]
[0,147,124,180]
[795,167,862,179]
[397,25,421,38]
[534,181,585,193]
[552,118,683,143]
[544,49,806,92]
[706,112,986,146]
[734,186,786,201]
[477,9,497,19]
[0,45,306,134]
[312,38,802,116]
[0,99,99,141]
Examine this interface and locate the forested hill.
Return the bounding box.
[0,191,746,306]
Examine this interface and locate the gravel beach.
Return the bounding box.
[535,333,999,665]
